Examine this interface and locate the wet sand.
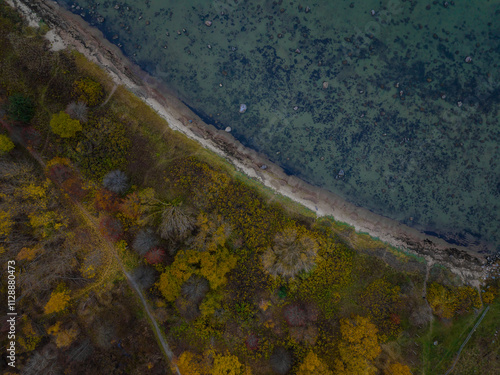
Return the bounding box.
[12,0,492,283]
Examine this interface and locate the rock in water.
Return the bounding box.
[239,104,247,113]
[225,127,231,132]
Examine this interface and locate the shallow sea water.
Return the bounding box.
[60,0,500,251]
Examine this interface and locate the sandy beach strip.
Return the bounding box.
[10,0,493,284]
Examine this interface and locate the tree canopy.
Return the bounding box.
[297,351,333,375]
[50,111,82,138]
[8,93,34,123]
[335,315,381,375]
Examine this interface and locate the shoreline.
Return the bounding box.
[14,0,493,283]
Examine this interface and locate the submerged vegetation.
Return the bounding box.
[0,3,499,375]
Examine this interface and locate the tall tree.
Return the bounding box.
[335,316,381,375]
[7,93,34,123]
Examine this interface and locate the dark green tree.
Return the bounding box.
[8,93,34,123]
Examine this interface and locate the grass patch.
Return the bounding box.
[420,309,485,374]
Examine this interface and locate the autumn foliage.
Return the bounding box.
[72,77,104,106]
[44,290,71,315]
[69,116,130,180]
[297,351,332,375]
[95,188,121,212]
[47,321,79,348]
[385,362,412,375]
[172,351,208,375]
[361,279,402,340]
[335,315,381,375]
[157,246,237,303]
[0,134,14,154]
[50,111,82,138]
[212,352,252,375]
[170,157,289,248]
[99,216,123,242]
[427,282,481,319]
[145,247,166,264]
[119,191,143,220]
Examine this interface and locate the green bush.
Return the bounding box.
[8,93,35,123]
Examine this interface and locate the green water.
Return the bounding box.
[62,0,500,251]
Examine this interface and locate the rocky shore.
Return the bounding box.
[11,0,493,284]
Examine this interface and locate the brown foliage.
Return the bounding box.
[61,177,86,200]
[98,216,123,242]
[95,189,121,213]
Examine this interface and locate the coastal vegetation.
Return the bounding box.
[0,4,498,374]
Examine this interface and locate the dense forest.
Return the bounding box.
[0,3,499,374]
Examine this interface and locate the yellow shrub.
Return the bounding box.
[50,111,82,138]
[297,351,333,375]
[44,290,71,314]
[335,316,381,375]
[0,134,14,154]
[157,247,237,303]
[48,321,79,348]
[46,156,72,169]
[212,352,252,375]
[0,210,12,238]
[385,362,412,375]
[427,283,481,318]
[16,246,41,261]
[29,210,65,238]
[482,287,497,304]
[18,318,41,352]
[172,351,207,375]
[73,77,104,106]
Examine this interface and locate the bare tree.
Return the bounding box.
[22,344,59,375]
[157,204,194,241]
[66,101,89,123]
[270,346,293,374]
[131,266,157,290]
[102,170,129,195]
[132,228,159,256]
[181,274,209,304]
[262,227,319,279]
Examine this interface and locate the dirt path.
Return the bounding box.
[70,198,182,374]
[100,83,118,107]
[421,258,435,375]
